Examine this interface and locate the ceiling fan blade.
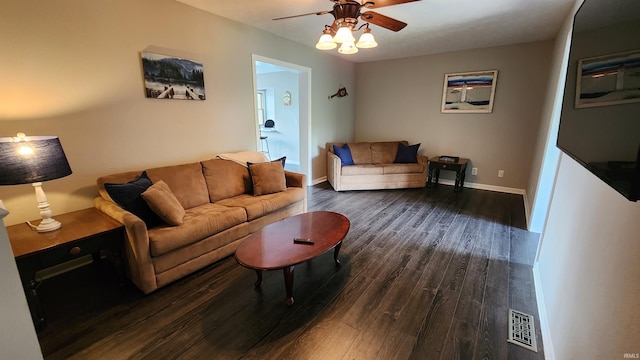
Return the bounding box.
[362,0,420,9]
[273,10,330,21]
[361,11,407,31]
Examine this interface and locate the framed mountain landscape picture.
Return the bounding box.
[441,70,498,113]
[141,52,206,100]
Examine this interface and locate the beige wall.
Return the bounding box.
[0,0,356,226]
[354,41,553,190]
[536,155,640,359]
[525,3,576,232]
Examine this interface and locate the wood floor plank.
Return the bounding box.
[408,287,459,359]
[374,330,417,360]
[440,195,496,359]
[412,196,484,359]
[472,285,509,360]
[472,192,512,360]
[340,266,423,359]
[380,277,439,339]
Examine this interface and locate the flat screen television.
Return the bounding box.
[557,0,640,201]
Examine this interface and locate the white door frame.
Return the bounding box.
[252,54,312,185]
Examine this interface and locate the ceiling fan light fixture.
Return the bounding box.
[333,26,355,44]
[274,0,415,55]
[356,26,377,48]
[316,33,337,50]
[338,41,359,55]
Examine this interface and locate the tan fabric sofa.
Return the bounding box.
[326,141,428,191]
[94,157,306,294]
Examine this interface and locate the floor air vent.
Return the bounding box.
[508,309,538,352]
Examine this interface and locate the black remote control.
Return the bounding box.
[293,238,314,245]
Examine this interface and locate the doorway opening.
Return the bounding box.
[252,55,311,183]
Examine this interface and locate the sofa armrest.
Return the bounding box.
[284,170,304,188]
[418,155,429,174]
[93,197,157,294]
[327,151,342,191]
[284,170,307,212]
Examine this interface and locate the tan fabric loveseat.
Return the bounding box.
[94,154,306,294]
[326,141,428,191]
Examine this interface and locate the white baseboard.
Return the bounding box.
[533,263,555,360]
[435,179,525,195]
[311,176,327,185]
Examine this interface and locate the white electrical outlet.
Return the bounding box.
[498,170,504,178]
[471,167,478,175]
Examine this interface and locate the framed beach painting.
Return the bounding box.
[141,52,206,100]
[575,49,640,108]
[441,70,498,113]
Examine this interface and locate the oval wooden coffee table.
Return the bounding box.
[235,211,350,306]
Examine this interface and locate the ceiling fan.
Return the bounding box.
[273,0,421,54]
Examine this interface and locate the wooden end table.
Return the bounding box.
[7,207,125,329]
[235,211,350,306]
[427,157,470,192]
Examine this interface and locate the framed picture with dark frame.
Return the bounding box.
[441,70,498,113]
[575,49,640,108]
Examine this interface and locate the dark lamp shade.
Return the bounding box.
[0,136,72,185]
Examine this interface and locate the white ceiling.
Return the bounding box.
[177,0,577,63]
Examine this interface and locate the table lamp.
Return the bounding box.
[0,133,72,232]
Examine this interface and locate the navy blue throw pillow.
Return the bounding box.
[274,156,286,167]
[247,156,286,168]
[332,144,354,166]
[104,171,163,228]
[394,143,420,163]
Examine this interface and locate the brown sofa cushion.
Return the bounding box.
[248,161,286,196]
[141,180,185,226]
[341,165,384,176]
[348,142,372,164]
[383,163,426,174]
[148,203,247,257]
[201,159,252,202]
[215,188,305,221]
[146,163,209,210]
[371,142,401,164]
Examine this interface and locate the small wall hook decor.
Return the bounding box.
[329,86,348,99]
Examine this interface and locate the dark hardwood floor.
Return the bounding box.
[36,183,544,360]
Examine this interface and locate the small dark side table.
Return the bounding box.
[7,207,125,329]
[427,157,470,192]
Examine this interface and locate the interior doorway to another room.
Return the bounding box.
[252,55,310,183]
